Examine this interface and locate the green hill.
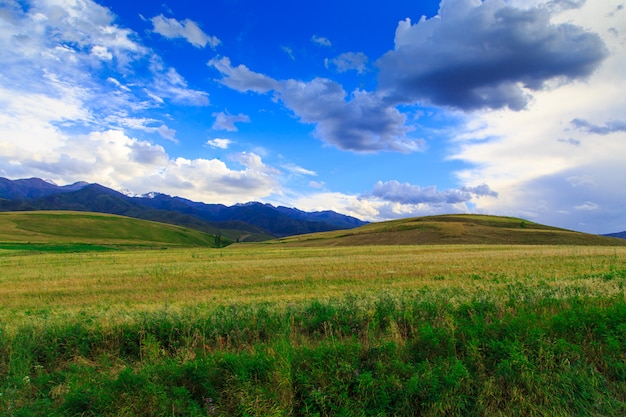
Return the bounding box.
[0,211,228,251]
[269,214,626,246]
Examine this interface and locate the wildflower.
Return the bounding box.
[203,397,216,416]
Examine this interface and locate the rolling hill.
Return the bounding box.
[0,211,227,250]
[269,214,626,246]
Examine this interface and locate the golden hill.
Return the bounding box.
[268,214,626,247]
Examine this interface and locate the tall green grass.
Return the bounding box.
[2,288,626,416]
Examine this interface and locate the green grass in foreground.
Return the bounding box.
[2,292,626,416]
[1,245,626,416]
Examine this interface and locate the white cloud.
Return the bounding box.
[575,201,599,211]
[327,52,368,74]
[101,115,178,143]
[281,45,295,60]
[207,138,232,149]
[369,180,497,205]
[155,124,177,142]
[151,14,220,48]
[286,189,472,223]
[208,56,278,93]
[212,111,251,131]
[311,35,331,47]
[282,164,317,176]
[0,124,281,203]
[0,0,280,205]
[90,45,112,61]
[151,67,210,106]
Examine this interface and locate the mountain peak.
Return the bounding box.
[0,177,368,240]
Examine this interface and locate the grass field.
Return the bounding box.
[2,241,626,416]
[0,211,227,250]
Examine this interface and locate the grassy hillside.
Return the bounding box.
[0,211,227,250]
[271,214,626,246]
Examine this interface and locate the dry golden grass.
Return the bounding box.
[271,214,626,246]
[2,244,625,330]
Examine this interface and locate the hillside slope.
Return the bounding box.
[269,214,626,246]
[0,211,227,249]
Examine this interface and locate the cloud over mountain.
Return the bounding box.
[370,180,497,205]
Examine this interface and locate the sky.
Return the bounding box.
[1,0,625,234]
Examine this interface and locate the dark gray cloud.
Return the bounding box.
[571,118,626,135]
[376,0,607,111]
[370,180,497,205]
[277,80,421,153]
[209,58,423,153]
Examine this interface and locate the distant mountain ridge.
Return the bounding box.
[0,177,89,199]
[0,177,367,241]
[603,231,626,240]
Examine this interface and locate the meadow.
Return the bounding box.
[2,243,626,416]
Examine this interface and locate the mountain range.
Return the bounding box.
[0,177,367,242]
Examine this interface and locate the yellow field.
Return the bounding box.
[2,244,625,329]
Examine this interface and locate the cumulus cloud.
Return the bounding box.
[209,57,423,153]
[376,0,607,111]
[326,52,368,74]
[212,111,251,131]
[0,0,279,204]
[0,0,209,118]
[0,125,280,203]
[370,180,497,205]
[151,15,220,48]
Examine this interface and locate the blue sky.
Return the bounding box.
[1,0,625,233]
